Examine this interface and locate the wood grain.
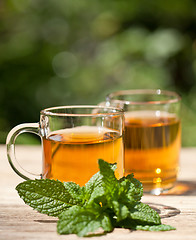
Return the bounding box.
[1,145,196,240]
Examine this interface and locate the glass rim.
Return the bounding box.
[106,89,181,105]
[40,105,124,117]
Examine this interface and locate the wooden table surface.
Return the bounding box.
[0,145,196,240]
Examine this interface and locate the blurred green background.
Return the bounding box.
[0,0,196,146]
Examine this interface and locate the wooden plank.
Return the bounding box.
[1,145,196,240]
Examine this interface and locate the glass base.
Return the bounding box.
[142,180,176,195]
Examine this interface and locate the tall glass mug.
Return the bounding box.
[105,89,181,195]
[6,106,124,186]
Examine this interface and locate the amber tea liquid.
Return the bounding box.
[42,126,123,186]
[124,111,181,192]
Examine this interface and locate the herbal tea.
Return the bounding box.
[42,126,123,186]
[124,111,181,192]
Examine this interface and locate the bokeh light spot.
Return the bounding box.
[52,51,78,78]
[155,168,162,174]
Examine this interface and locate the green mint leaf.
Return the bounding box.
[98,159,119,199]
[57,205,113,237]
[63,181,85,205]
[136,224,176,231]
[129,202,161,225]
[119,174,143,203]
[98,159,127,220]
[116,219,175,232]
[84,159,118,205]
[97,160,130,222]
[84,171,105,205]
[112,201,130,221]
[16,179,84,216]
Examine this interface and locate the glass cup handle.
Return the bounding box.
[6,123,42,180]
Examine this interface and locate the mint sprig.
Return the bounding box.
[16,159,176,237]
